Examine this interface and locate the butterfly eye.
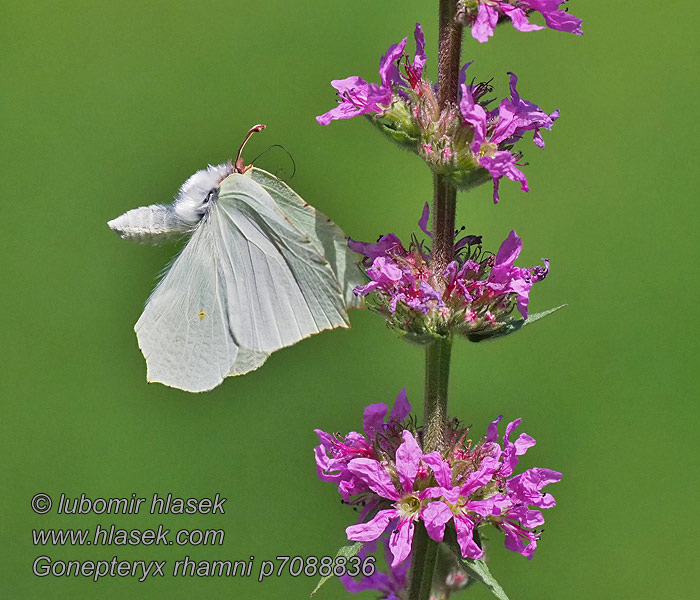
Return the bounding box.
[204,189,218,203]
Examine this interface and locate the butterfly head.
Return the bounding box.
[171,125,266,225]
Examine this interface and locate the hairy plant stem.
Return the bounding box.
[408,2,463,599]
[437,0,464,112]
[423,335,453,454]
[408,336,453,600]
[407,523,430,600]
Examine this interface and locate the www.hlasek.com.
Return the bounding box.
[30,492,375,582]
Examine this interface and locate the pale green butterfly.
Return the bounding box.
[108,125,364,392]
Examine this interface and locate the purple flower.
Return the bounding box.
[351,231,444,317]
[487,230,549,319]
[315,391,562,566]
[421,456,500,559]
[349,212,549,337]
[466,1,582,43]
[345,430,450,566]
[460,68,559,203]
[423,414,560,560]
[314,389,411,500]
[317,25,562,198]
[317,24,426,125]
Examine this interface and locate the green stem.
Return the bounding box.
[408,2,463,598]
[437,0,464,111]
[432,0,463,280]
[431,172,458,292]
[408,523,441,600]
[407,523,429,600]
[423,335,453,454]
[418,535,440,600]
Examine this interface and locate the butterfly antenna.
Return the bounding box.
[250,144,297,181]
[234,124,266,173]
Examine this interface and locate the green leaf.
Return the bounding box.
[443,529,510,600]
[467,304,567,343]
[310,541,363,597]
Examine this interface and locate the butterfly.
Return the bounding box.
[108,125,364,392]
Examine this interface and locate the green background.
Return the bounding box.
[2,1,698,598]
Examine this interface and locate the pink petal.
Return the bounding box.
[421,451,453,488]
[459,83,488,148]
[455,515,483,559]
[348,458,401,500]
[395,430,422,492]
[418,202,431,237]
[486,415,503,442]
[389,518,415,566]
[389,387,412,422]
[412,23,426,76]
[379,38,407,88]
[502,5,544,33]
[346,508,397,542]
[363,402,389,438]
[422,501,453,542]
[472,5,498,43]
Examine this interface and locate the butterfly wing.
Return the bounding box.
[213,173,350,353]
[249,167,365,309]
[134,219,242,393]
[133,170,355,392]
[229,347,269,376]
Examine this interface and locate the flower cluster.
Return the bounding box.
[317,24,560,202]
[459,0,583,43]
[348,208,548,343]
[314,389,561,568]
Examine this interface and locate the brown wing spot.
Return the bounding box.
[198,310,207,321]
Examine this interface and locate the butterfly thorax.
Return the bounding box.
[173,162,235,225]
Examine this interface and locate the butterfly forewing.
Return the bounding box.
[250,168,365,309]
[214,174,349,354]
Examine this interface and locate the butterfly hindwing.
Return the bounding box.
[134,219,241,392]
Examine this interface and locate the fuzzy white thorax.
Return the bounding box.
[173,162,235,224]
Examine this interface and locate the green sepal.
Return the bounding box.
[444,164,492,191]
[370,117,421,147]
[310,541,363,597]
[466,304,566,343]
[443,529,510,600]
[391,325,449,347]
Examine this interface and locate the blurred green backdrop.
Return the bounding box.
[2,1,698,598]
